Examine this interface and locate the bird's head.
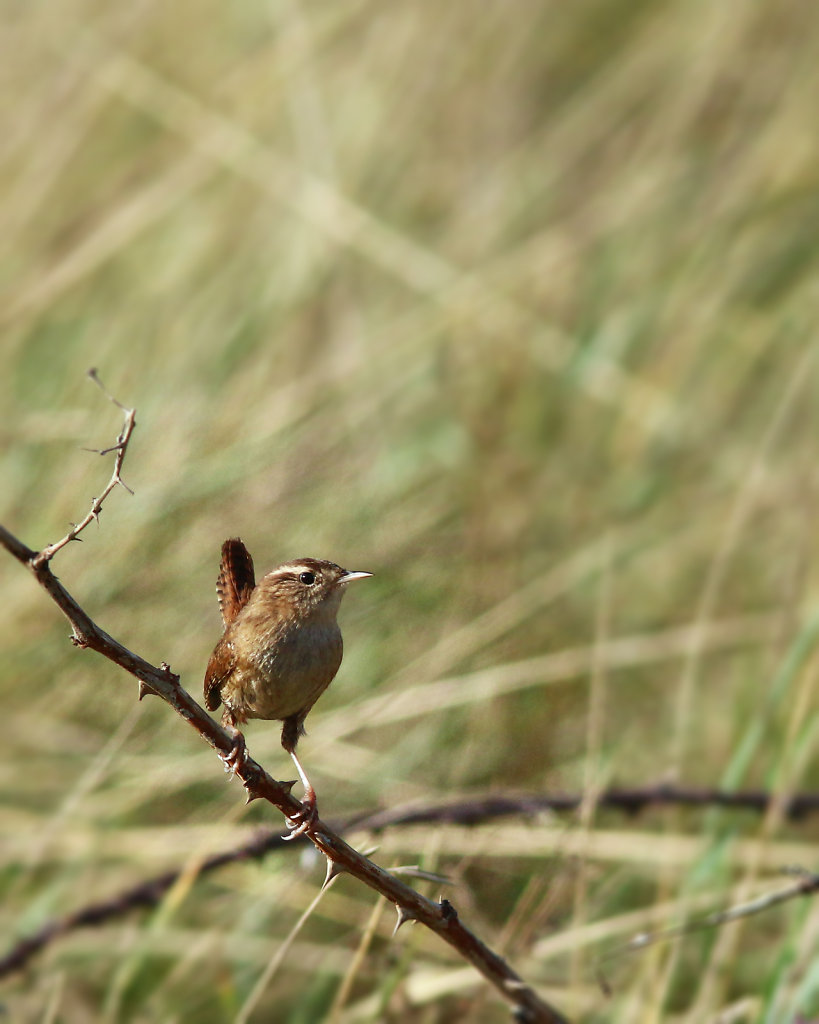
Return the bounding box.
[258,558,371,622]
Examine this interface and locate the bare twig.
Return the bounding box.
[350,785,819,828]
[0,388,568,1024]
[601,867,819,964]
[0,827,443,980]
[30,369,135,567]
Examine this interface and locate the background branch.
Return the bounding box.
[5,782,819,981]
[598,868,819,971]
[4,782,818,983]
[350,784,819,828]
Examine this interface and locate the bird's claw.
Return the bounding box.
[282,792,318,840]
[220,729,247,777]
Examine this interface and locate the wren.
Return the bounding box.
[204,538,371,836]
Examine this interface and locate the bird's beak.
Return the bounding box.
[339,570,372,585]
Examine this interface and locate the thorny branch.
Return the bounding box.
[5,785,819,980]
[349,784,819,827]
[0,380,569,1024]
[31,369,135,567]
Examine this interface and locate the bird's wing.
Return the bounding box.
[216,537,256,628]
[203,635,234,711]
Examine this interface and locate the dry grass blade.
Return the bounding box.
[235,874,342,1024]
[321,613,783,739]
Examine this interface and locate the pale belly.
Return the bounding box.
[230,623,343,722]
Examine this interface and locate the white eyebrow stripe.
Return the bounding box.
[266,559,342,580]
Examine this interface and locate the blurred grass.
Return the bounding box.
[2,0,819,1020]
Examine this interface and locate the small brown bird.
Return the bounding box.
[204,538,371,835]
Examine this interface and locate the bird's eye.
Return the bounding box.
[299,571,316,585]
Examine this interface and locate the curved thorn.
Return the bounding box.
[322,857,348,891]
[393,905,416,937]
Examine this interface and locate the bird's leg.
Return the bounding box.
[283,749,317,839]
[220,708,248,777]
[281,714,318,840]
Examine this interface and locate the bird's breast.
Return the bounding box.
[245,620,343,720]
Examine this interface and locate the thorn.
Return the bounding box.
[322,857,348,891]
[160,662,179,684]
[137,681,156,700]
[503,978,527,994]
[392,905,416,936]
[238,761,264,803]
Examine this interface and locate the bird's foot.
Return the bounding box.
[283,786,318,841]
[221,727,247,777]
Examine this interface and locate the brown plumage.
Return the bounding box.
[215,537,256,628]
[204,538,371,835]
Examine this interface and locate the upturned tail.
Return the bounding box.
[216,537,256,628]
